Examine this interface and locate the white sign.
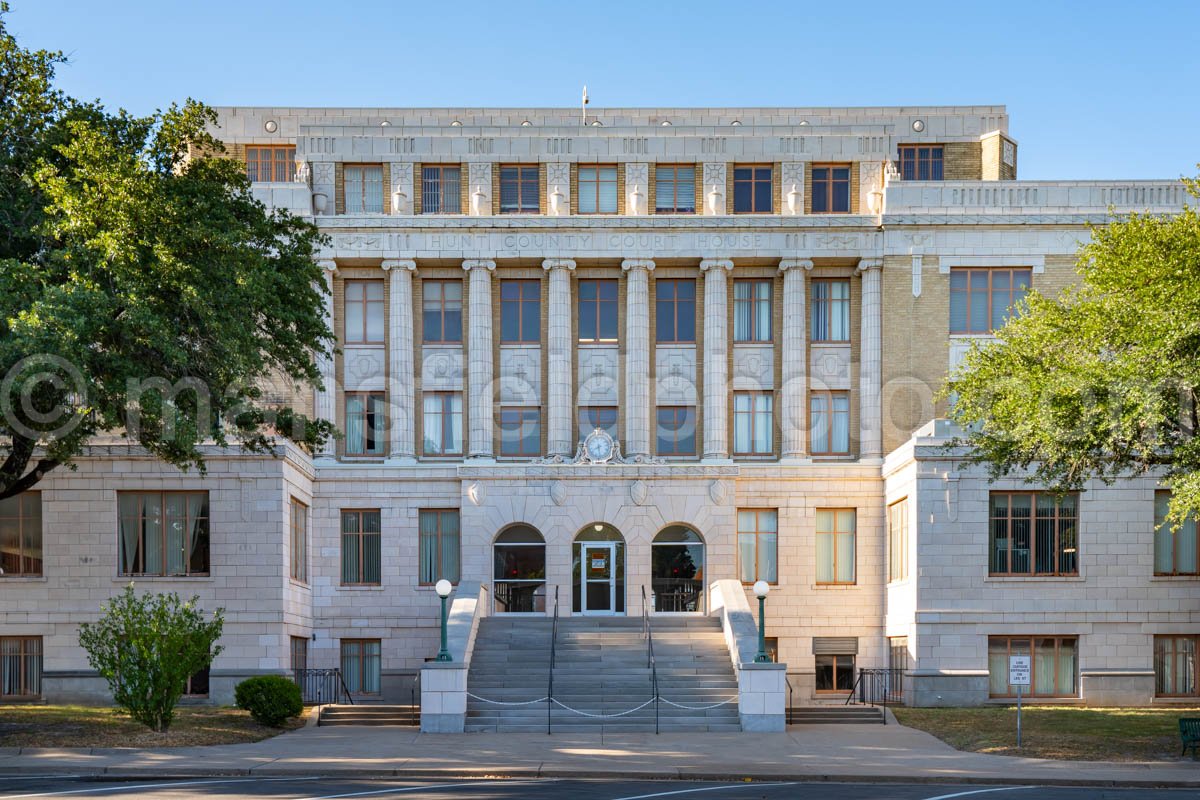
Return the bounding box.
[1009,655,1031,686]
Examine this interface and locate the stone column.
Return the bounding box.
[463,259,496,461]
[543,259,576,457]
[622,259,655,458]
[382,259,417,463]
[857,258,884,459]
[779,258,813,462]
[700,259,733,462]
[314,260,338,460]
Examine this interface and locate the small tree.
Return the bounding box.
[78,585,224,732]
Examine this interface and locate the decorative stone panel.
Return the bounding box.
[731,344,774,392]
[468,162,492,216]
[702,162,727,216]
[546,162,570,216]
[655,346,698,406]
[342,346,386,392]
[781,162,805,216]
[422,346,465,390]
[809,344,851,390]
[577,346,619,405]
[498,346,542,405]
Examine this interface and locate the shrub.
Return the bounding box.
[235,675,303,727]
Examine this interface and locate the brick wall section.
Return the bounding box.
[616,164,626,215]
[334,163,345,215]
[646,163,656,212]
[459,163,469,214]
[491,164,501,215]
[381,163,392,215]
[412,162,423,215]
[569,164,578,216]
[943,142,982,180]
[538,164,548,215]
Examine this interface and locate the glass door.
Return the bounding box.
[582,543,616,615]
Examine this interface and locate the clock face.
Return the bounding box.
[585,430,613,462]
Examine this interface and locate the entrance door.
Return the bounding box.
[581,543,617,615]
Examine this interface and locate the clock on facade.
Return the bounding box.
[582,429,615,464]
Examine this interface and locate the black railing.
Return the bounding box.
[410,673,421,726]
[547,585,559,735]
[785,674,795,724]
[494,581,546,614]
[845,668,904,721]
[294,668,354,706]
[641,586,660,734]
[650,579,704,613]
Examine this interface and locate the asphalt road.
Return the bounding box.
[0,777,1196,800]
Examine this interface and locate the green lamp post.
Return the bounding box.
[753,580,771,663]
[435,579,453,662]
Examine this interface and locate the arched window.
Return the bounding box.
[572,523,626,615]
[493,525,545,613]
[651,525,705,613]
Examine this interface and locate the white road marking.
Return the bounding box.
[612,784,798,800]
[294,780,544,800]
[923,788,1035,800]
[0,776,320,799]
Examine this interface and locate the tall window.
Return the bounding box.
[118,491,209,577]
[816,508,856,585]
[245,145,295,183]
[499,165,539,214]
[949,268,1031,334]
[1,637,42,698]
[290,498,308,583]
[656,406,696,456]
[1154,491,1198,575]
[499,408,541,457]
[423,392,463,456]
[344,280,385,344]
[579,407,617,441]
[811,279,850,342]
[988,636,1077,698]
[421,165,461,214]
[733,392,773,455]
[897,145,944,181]
[341,639,381,695]
[733,279,772,342]
[340,509,381,585]
[810,391,850,455]
[655,279,696,343]
[737,509,778,584]
[344,165,383,213]
[184,666,210,697]
[0,492,41,576]
[578,279,618,343]
[500,280,540,343]
[655,165,696,213]
[811,164,851,213]
[1155,635,1199,697]
[887,498,909,583]
[419,509,460,585]
[989,492,1078,576]
[422,280,463,343]
[578,165,618,213]
[732,165,773,213]
[290,636,308,672]
[345,392,386,456]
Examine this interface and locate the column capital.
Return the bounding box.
[316,259,339,276]
[542,258,577,272]
[778,258,814,273]
[855,257,884,274]
[621,258,655,273]
[699,259,734,273]
[462,259,496,273]
[381,259,417,272]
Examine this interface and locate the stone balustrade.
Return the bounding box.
[885,180,1186,215]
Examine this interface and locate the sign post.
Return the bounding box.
[1009,655,1031,748]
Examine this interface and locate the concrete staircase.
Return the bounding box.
[466,616,741,732]
[788,704,885,724]
[317,703,419,726]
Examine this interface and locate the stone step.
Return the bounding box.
[318,704,419,726]
[788,706,886,724]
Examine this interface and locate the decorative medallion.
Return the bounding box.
[709,479,730,505]
[630,480,648,506]
[549,480,568,507]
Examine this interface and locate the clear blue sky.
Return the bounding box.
[9,0,1198,180]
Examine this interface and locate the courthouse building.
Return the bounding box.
[0,104,1195,710]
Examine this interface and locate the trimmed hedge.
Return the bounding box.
[234,675,303,727]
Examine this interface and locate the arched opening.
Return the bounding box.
[493,525,546,614]
[651,525,706,613]
[572,523,625,615]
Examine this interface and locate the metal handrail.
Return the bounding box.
[410,673,420,726]
[641,586,660,734]
[337,670,354,705]
[547,584,559,735]
[844,668,904,723]
[785,674,794,725]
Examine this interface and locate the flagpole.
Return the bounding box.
[581,85,588,126]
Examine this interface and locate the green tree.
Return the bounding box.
[78,585,224,732]
[0,5,334,500]
[947,176,1200,528]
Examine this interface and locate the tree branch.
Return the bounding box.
[0,434,61,499]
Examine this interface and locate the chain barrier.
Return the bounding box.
[658,696,739,711]
[466,692,739,716]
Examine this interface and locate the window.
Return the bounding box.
[345,392,386,456]
[732,165,773,213]
[344,280,385,344]
[184,666,210,697]
[816,508,856,585]
[733,279,772,342]
[949,268,1031,334]
[290,636,308,672]
[811,164,851,213]
[988,636,1077,698]
[733,392,773,455]
[423,392,463,456]
[655,165,696,213]
[1,637,41,698]
[419,509,460,584]
[421,165,462,214]
[500,280,540,343]
[811,279,850,342]
[422,280,464,343]
[737,509,777,584]
[118,491,209,577]
[655,279,696,343]
[889,637,910,673]
[344,165,383,213]
[1155,635,1199,697]
[578,279,618,343]
[579,407,617,442]
[989,492,1079,576]
[340,639,381,695]
[1154,491,1198,575]
[290,498,308,583]
[340,509,381,585]
[815,654,855,692]
[655,406,696,456]
[810,391,850,455]
[0,492,41,576]
[888,499,909,583]
[499,408,541,457]
[245,146,295,183]
[578,165,618,213]
[897,145,944,181]
[499,165,539,214]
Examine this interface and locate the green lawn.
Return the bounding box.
[893,705,1200,762]
[0,705,305,748]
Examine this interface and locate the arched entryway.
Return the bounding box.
[572,523,625,615]
[493,525,546,614]
[651,525,705,613]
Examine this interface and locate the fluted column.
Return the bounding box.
[463,259,496,460]
[779,258,813,462]
[622,259,655,458]
[382,259,417,463]
[543,258,576,457]
[700,259,733,462]
[314,260,338,460]
[857,258,884,459]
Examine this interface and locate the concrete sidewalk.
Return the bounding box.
[0,716,1196,788]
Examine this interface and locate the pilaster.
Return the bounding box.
[382,259,417,463]
[622,259,655,458]
[314,260,338,460]
[700,259,734,462]
[856,257,883,459]
[779,258,813,462]
[543,258,577,456]
[463,259,496,461]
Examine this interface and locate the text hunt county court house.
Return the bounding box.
[0,104,1195,728]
